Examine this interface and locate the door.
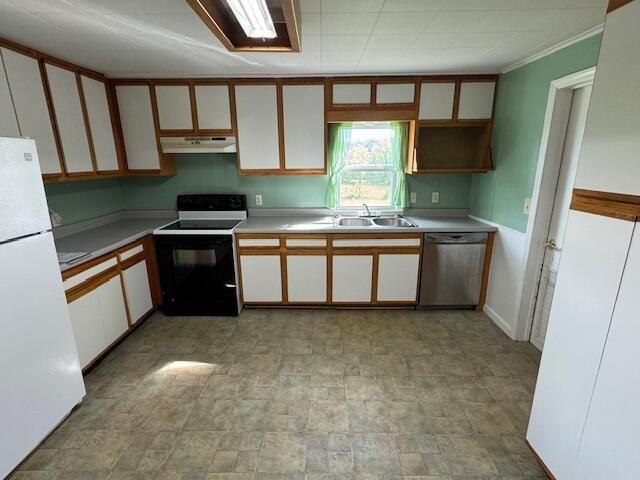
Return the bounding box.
[530,85,593,349]
[240,255,282,302]
[116,85,161,171]
[155,84,193,131]
[282,84,325,171]
[377,253,420,302]
[332,255,373,303]
[1,47,62,175]
[234,84,280,171]
[526,211,634,480]
[286,254,327,302]
[0,231,85,479]
[121,258,153,324]
[574,223,640,479]
[45,63,93,174]
[81,75,119,172]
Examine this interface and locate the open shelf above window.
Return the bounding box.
[412,123,493,173]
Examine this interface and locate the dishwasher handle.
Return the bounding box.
[425,232,487,245]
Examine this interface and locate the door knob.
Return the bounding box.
[544,239,557,249]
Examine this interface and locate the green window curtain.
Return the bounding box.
[326,123,352,209]
[391,121,409,208]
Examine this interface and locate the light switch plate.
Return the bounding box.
[431,192,439,203]
[255,194,263,206]
[410,192,417,204]
[523,197,531,215]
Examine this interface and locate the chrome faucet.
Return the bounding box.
[362,203,372,217]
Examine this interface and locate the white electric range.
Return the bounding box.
[153,194,247,316]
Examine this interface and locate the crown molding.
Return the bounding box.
[502,24,604,74]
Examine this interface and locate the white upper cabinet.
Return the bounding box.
[155,85,192,131]
[0,51,19,137]
[574,1,640,196]
[282,84,325,171]
[45,64,93,174]
[333,83,371,104]
[376,83,415,104]
[195,84,232,131]
[235,84,280,171]
[457,81,495,119]
[1,48,61,175]
[116,85,161,171]
[80,75,119,172]
[419,82,455,120]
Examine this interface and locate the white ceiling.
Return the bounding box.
[0,0,607,77]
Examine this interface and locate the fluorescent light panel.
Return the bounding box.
[225,0,277,39]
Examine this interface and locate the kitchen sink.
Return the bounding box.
[372,216,416,227]
[337,217,373,227]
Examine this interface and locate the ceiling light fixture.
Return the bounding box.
[225,0,277,39]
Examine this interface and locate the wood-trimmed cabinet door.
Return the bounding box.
[194,84,232,131]
[45,63,93,174]
[239,254,282,303]
[80,75,119,172]
[332,255,373,303]
[419,82,456,120]
[121,257,153,325]
[376,253,420,302]
[154,84,193,132]
[234,83,281,172]
[68,274,129,369]
[1,47,62,175]
[281,83,325,172]
[286,254,327,303]
[457,80,496,120]
[115,84,162,171]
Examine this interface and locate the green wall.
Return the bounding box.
[119,154,472,210]
[44,178,123,225]
[469,34,603,233]
[44,154,472,224]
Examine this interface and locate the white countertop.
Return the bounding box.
[55,217,175,272]
[235,214,496,234]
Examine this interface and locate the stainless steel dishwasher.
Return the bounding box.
[419,232,487,308]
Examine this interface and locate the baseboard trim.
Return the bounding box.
[483,303,515,339]
[526,440,556,480]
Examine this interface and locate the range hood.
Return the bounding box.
[160,136,236,154]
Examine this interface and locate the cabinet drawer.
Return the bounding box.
[238,237,280,248]
[119,243,144,261]
[63,256,118,290]
[285,238,327,248]
[332,237,421,248]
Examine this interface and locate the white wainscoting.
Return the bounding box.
[471,216,527,340]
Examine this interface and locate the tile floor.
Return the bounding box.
[11,309,547,480]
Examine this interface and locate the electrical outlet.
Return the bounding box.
[431,191,440,204]
[255,194,263,206]
[523,197,531,215]
[410,192,417,204]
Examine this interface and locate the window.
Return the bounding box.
[327,122,408,209]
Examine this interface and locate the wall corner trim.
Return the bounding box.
[502,24,604,74]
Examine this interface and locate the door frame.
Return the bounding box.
[514,67,596,346]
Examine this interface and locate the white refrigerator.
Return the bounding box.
[0,137,85,478]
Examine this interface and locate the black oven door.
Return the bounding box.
[154,235,238,316]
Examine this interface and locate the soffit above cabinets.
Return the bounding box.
[0,0,607,77]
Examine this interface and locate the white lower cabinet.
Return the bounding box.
[286,255,327,302]
[121,259,153,324]
[332,255,373,303]
[574,223,640,479]
[240,255,282,302]
[68,275,129,369]
[526,211,635,479]
[377,254,420,302]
